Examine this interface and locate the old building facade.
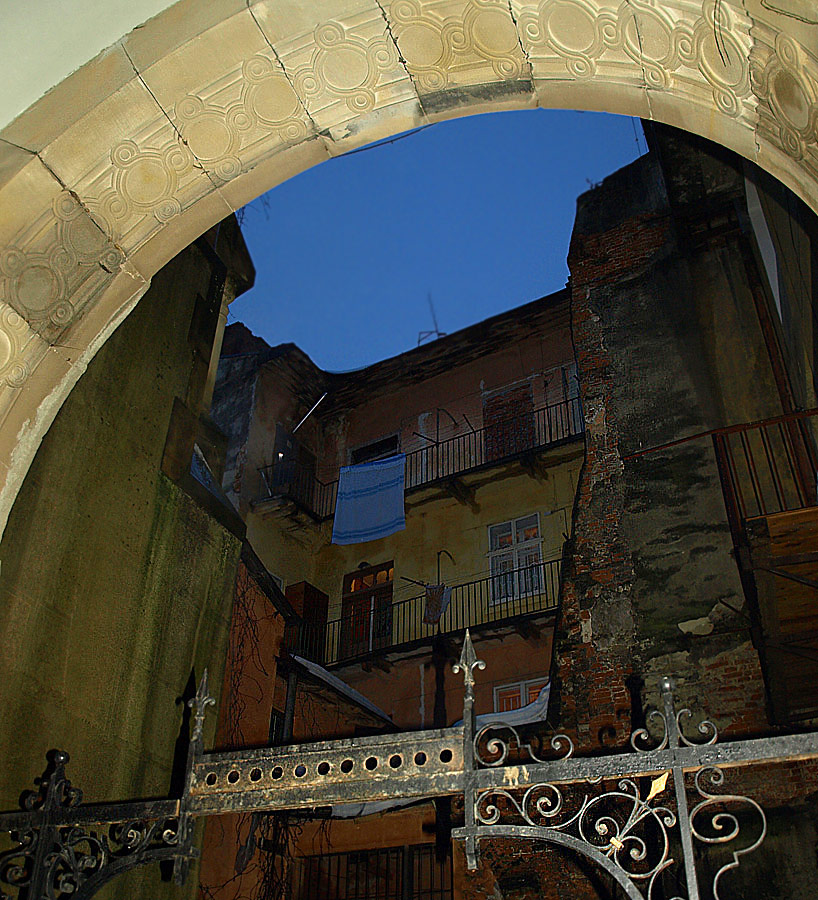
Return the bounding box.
[195,124,818,900]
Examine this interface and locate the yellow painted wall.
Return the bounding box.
[314,455,580,618]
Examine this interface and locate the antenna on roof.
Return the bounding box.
[417,292,447,346]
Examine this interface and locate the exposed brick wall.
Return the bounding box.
[569,214,671,289]
[199,556,285,899]
[483,382,535,460]
[697,640,769,737]
[554,148,772,750]
[548,207,675,750]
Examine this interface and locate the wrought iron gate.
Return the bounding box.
[2,631,817,899]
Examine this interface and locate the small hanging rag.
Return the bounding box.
[422,583,452,625]
[332,454,406,545]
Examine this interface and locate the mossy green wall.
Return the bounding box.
[0,241,241,858]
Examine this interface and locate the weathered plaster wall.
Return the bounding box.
[217,297,582,631]
[556,132,782,747]
[546,125,818,900]
[0,239,244,896]
[316,296,574,479]
[314,458,580,623]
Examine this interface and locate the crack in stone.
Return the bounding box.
[624,0,655,123]
[506,0,536,87]
[371,0,431,122]
[0,136,36,155]
[245,0,328,155]
[33,153,121,260]
[120,42,238,217]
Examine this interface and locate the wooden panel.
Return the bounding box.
[750,507,818,722]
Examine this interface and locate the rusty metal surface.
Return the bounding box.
[189,727,464,815]
[3,631,818,900]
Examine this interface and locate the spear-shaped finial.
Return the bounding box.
[453,629,485,695]
[188,669,215,744]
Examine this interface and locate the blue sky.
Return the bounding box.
[229,109,645,371]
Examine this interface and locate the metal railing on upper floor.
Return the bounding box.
[285,560,561,667]
[257,396,585,520]
[712,408,818,521]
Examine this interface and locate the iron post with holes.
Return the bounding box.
[0,631,816,899]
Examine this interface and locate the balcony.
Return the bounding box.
[257,397,584,520]
[712,408,818,724]
[713,408,818,521]
[285,560,561,667]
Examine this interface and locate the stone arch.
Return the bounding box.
[0,0,817,538]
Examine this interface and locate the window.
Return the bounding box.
[339,561,394,659]
[350,434,400,465]
[292,845,452,900]
[270,423,316,507]
[493,677,550,713]
[487,513,544,603]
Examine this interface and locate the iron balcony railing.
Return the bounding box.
[712,408,818,521]
[258,396,584,519]
[285,560,561,667]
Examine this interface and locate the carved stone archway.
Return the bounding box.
[0,0,817,538]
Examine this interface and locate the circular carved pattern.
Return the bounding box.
[50,301,74,327]
[696,31,745,90]
[53,193,82,222]
[121,158,172,207]
[775,32,800,72]
[13,264,62,314]
[773,70,810,131]
[244,75,301,126]
[393,0,523,90]
[292,21,397,114]
[315,21,345,49]
[105,141,192,223]
[154,197,183,224]
[399,23,445,67]
[319,46,370,91]
[471,9,518,56]
[714,87,741,118]
[184,116,235,162]
[752,30,817,161]
[214,157,242,181]
[63,213,117,266]
[0,187,123,343]
[170,62,311,188]
[0,306,30,388]
[50,245,74,273]
[622,7,672,65]
[544,2,598,56]
[111,140,140,167]
[780,125,804,159]
[515,0,754,118]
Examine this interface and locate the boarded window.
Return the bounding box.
[483,383,535,462]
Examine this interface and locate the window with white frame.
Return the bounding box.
[493,677,550,713]
[487,513,544,603]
